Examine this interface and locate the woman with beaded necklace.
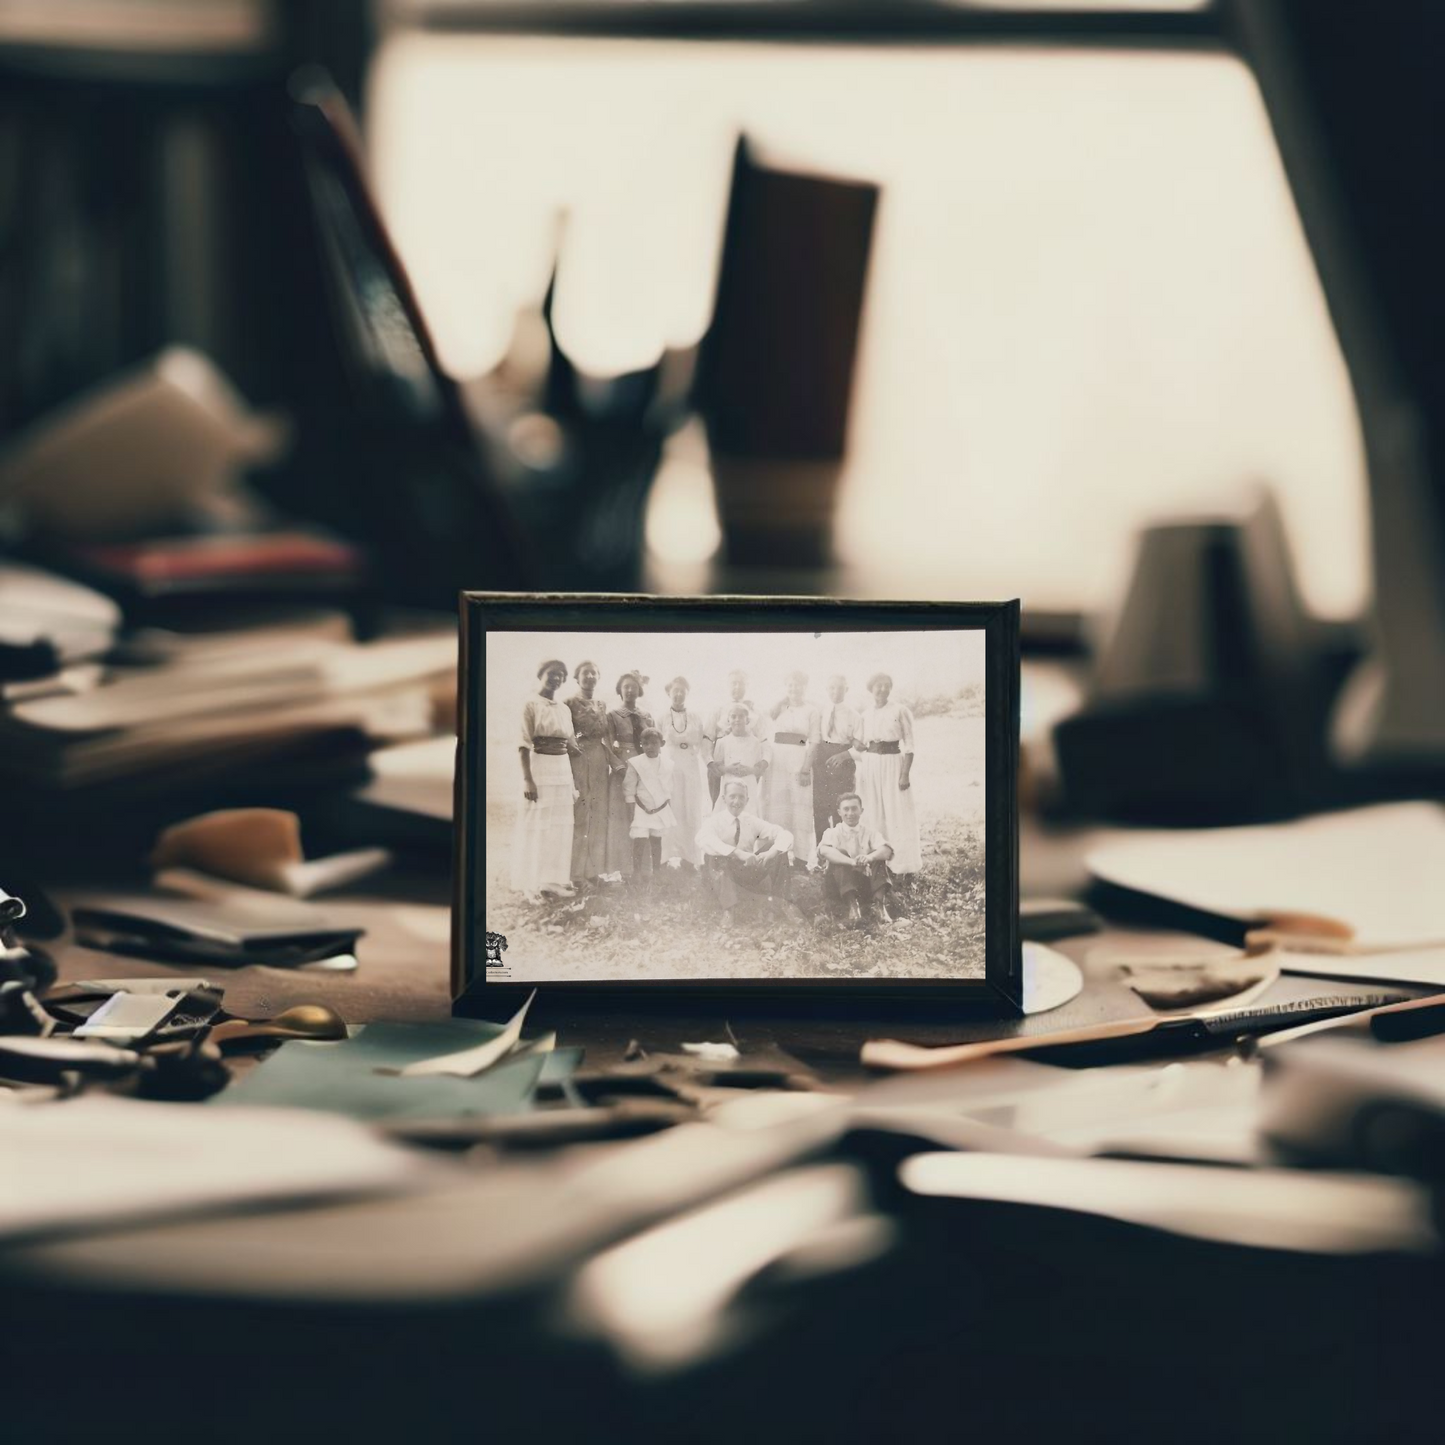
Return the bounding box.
[658,676,707,869]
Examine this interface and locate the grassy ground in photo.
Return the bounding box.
[484,711,987,983]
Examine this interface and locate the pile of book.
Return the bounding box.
[0,569,454,849]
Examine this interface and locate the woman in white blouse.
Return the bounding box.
[851,672,921,876]
[763,669,820,863]
[658,676,708,869]
[512,659,582,898]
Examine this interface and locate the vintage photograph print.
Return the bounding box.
[456,596,1020,1005]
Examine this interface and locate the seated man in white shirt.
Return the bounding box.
[816,792,895,928]
[695,779,796,926]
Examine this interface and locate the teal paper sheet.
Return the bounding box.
[212,1021,582,1120]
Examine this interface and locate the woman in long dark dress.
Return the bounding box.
[607,670,654,880]
[566,660,623,885]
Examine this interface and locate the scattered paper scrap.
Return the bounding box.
[681,1042,741,1063]
[213,1016,578,1120]
[152,808,391,897]
[400,990,537,1078]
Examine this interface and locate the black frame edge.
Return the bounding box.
[454,592,1022,1015]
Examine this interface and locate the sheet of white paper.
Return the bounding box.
[1087,802,1445,949]
[0,1097,423,1243]
[850,1057,1262,1164]
[1279,948,1445,988]
[399,990,536,1078]
[900,1152,1435,1254]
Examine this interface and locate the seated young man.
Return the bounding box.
[816,792,895,929]
[695,779,796,928]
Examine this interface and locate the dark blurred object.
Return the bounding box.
[1018,896,1102,942]
[0,4,377,439]
[695,139,877,567]
[0,346,288,542]
[1054,493,1351,823]
[61,529,365,622]
[527,307,681,590]
[0,922,51,995]
[0,980,55,1036]
[0,892,57,995]
[1261,1036,1445,1185]
[130,1037,230,1102]
[321,736,453,859]
[71,891,362,971]
[0,17,533,610]
[1228,2,1445,780]
[0,31,285,434]
[283,68,533,605]
[0,344,370,623]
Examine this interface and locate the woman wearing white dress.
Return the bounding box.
[851,672,921,876]
[512,659,582,898]
[659,676,707,869]
[763,670,820,864]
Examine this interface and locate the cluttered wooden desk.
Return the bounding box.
[5,573,1445,1444]
[8,2,1445,1435]
[8,797,1445,1443]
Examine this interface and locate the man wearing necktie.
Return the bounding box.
[696,779,796,927]
[816,791,894,928]
[816,674,861,841]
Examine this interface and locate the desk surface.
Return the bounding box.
[13,830,1443,1445]
[43,821,1379,1079]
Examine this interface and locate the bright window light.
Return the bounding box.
[369,34,1367,619]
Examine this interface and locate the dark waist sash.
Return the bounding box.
[865,740,901,755]
[532,736,570,756]
[774,731,808,746]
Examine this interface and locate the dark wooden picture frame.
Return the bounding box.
[454,593,1021,1014]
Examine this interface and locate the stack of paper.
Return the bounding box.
[0,630,454,790]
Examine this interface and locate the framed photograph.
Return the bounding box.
[454,594,1021,1011]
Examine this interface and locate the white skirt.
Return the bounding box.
[856,751,921,874]
[762,740,815,860]
[511,752,576,894]
[630,800,678,838]
[661,751,706,862]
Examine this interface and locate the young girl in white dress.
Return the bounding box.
[851,672,921,876]
[624,727,677,887]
